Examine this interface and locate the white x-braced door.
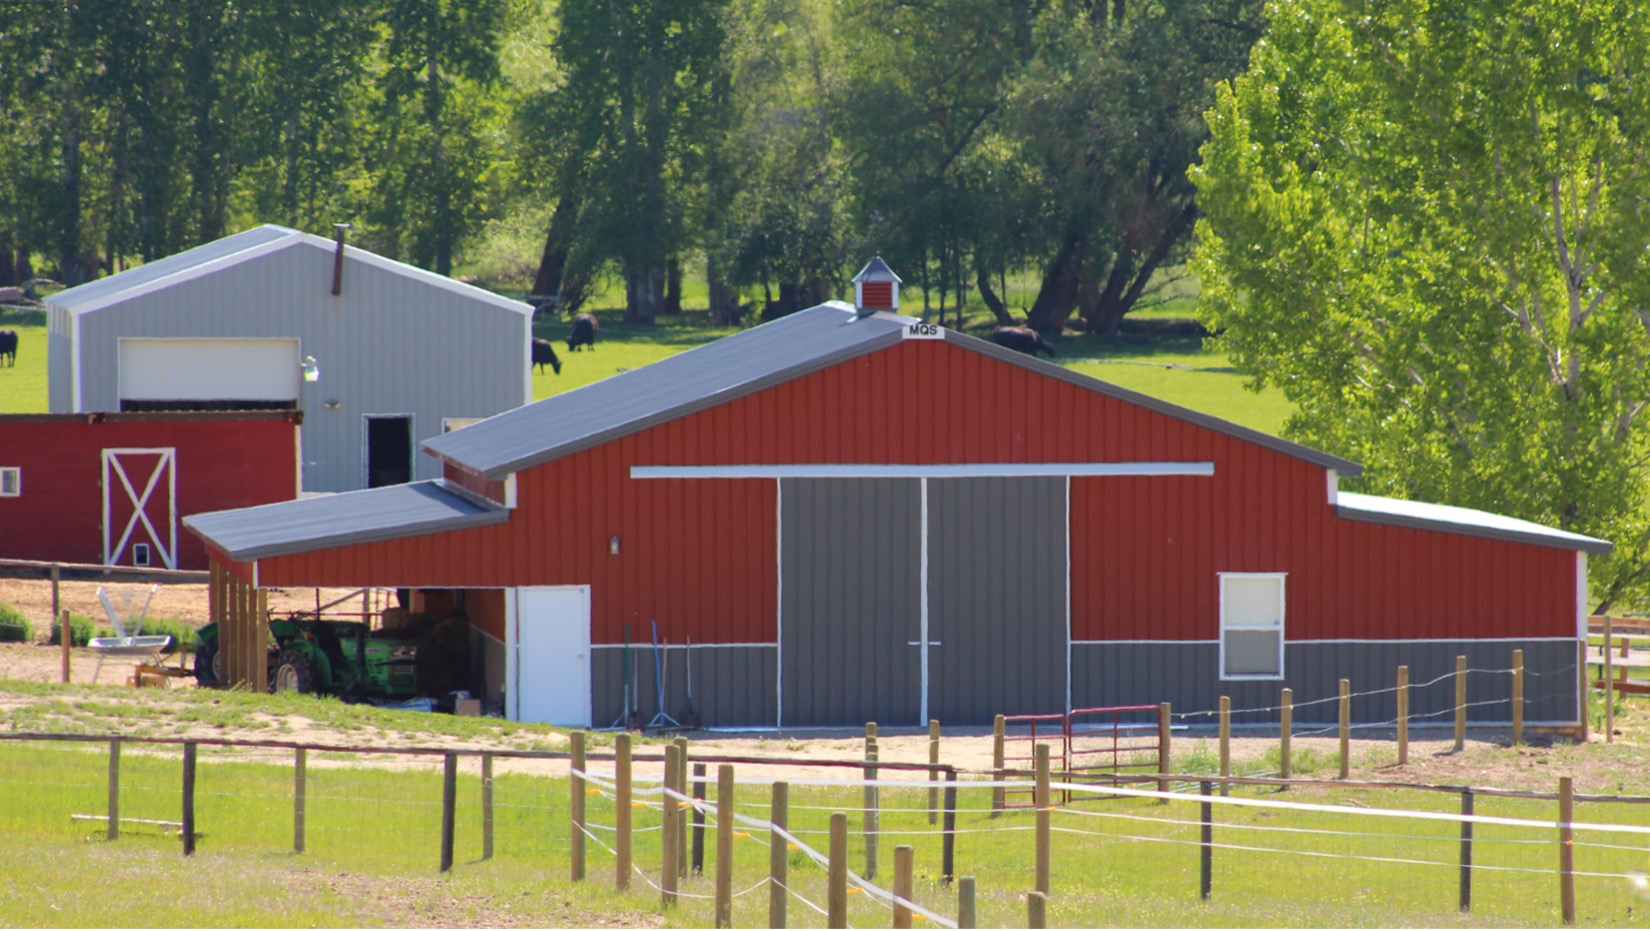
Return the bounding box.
[102,447,177,569]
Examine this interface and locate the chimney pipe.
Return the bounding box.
[330,223,352,296]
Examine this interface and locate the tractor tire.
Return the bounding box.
[193,642,219,687]
[273,649,316,694]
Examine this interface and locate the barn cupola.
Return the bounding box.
[852,257,901,317]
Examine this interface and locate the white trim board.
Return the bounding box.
[1070,637,1580,646]
[590,642,777,650]
[631,462,1215,480]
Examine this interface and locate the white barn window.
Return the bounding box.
[0,467,18,497]
[1220,573,1285,679]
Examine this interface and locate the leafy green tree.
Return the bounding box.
[1194,0,1650,609]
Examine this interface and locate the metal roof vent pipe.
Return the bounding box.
[852,256,901,317]
[330,222,352,296]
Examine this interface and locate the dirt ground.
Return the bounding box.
[1,575,1643,795]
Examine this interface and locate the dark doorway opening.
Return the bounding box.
[365,415,413,487]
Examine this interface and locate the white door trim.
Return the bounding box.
[511,585,592,726]
[102,447,177,569]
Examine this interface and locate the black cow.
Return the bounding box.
[991,326,1057,358]
[0,329,16,367]
[531,337,562,375]
[567,313,599,352]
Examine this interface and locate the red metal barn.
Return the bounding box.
[186,265,1604,729]
[0,412,301,570]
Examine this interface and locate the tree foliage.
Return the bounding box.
[1194,0,1650,608]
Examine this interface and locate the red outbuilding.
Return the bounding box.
[186,262,1605,729]
[0,412,301,570]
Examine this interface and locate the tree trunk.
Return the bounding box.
[531,195,578,304]
[57,124,85,286]
[663,257,682,315]
[0,239,13,287]
[1025,239,1081,334]
[975,266,1012,326]
[625,261,666,325]
[707,273,739,325]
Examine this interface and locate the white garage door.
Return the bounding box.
[119,338,301,402]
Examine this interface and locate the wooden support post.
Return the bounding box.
[1339,678,1351,779]
[715,764,733,929]
[828,812,848,929]
[482,752,494,861]
[992,714,1006,816]
[674,737,689,878]
[661,743,679,908]
[1158,702,1171,803]
[59,609,72,684]
[1027,891,1047,929]
[1512,649,1525,747]
[1459,789,1473,912]
[615,732,632,891]
[106,739,120,841]
[253,587,269,694]
[769,782,789,930]
[1579,640,1591,742]
[893,844,914,929]
[1559,776,1575,926]
[942,771,958,883]
[570,731,586,882]
[1397,665,1410,766]
[439,753,457,873]
[1034,743,1051,896]
[181,742,197,856]
[1280,688,1293,782]
[1604,618,1614,744]
[294,747,307,854]
[1200,781,1213,901]
[1218,696,1231,797]
[864,739,879,880]
[692,762,707,876]
[929,718,940,825]
[957,876,976,929]
[1454,654,1467,751]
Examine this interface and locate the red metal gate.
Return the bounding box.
[1066,704,1163,798]
[999,713,1067,808]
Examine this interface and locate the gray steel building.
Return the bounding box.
[46,225,532,492]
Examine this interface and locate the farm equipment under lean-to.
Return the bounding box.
[193,611,469,701]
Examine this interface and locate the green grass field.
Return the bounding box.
[1,732,1646,928]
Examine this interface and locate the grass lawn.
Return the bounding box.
[0,307,48,413]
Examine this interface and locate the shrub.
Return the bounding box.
[47,614,99,647]
[140,616,196,653]
[0,604,32,643]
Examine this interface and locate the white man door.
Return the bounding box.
[102,447,177,569]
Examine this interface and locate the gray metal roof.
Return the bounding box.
[424,302,910,476]
[48,226,299,312]
[1336,491,1612,554]
[184,481,509,561]
[427,302,1364,480]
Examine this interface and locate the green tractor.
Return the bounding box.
[194,615,424,699]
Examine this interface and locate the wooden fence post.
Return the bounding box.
[1397,666,1410,766]
[106,739,121,841]
[1455,655,1468,751]
[957,876,977,929]
[1279,688,1292,782]
[440,753,457,873]
[864,739,879,880]
[770,782,789,930]
[570,731,586,882]
[716,764,733,929]
[1200,780,1213,901]
[1559,776,1575,925]
[661,743,679,908]
[1218,696,1231,797]
[942,770,958,882]
[181,741,197,857]
[59,609,71,684]
[482,752,494,861]
[893,844,914,929]
[992,714,1006,816]
[1339,679,1351,779]
[674,737,689,877]
[1512,649,1525,747]
[1035,743,1051,896]
[929,718,941,825]
[1459,789,1473,912]
[1158,702,1172,803]
[615,732,632,891]
[692,762,707,876]
[828,812,848,929]
[294,747,306,854]
[1027,891,1047,929]
[1603,618,1614,744]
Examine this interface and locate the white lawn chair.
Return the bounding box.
[89,585,172,683]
